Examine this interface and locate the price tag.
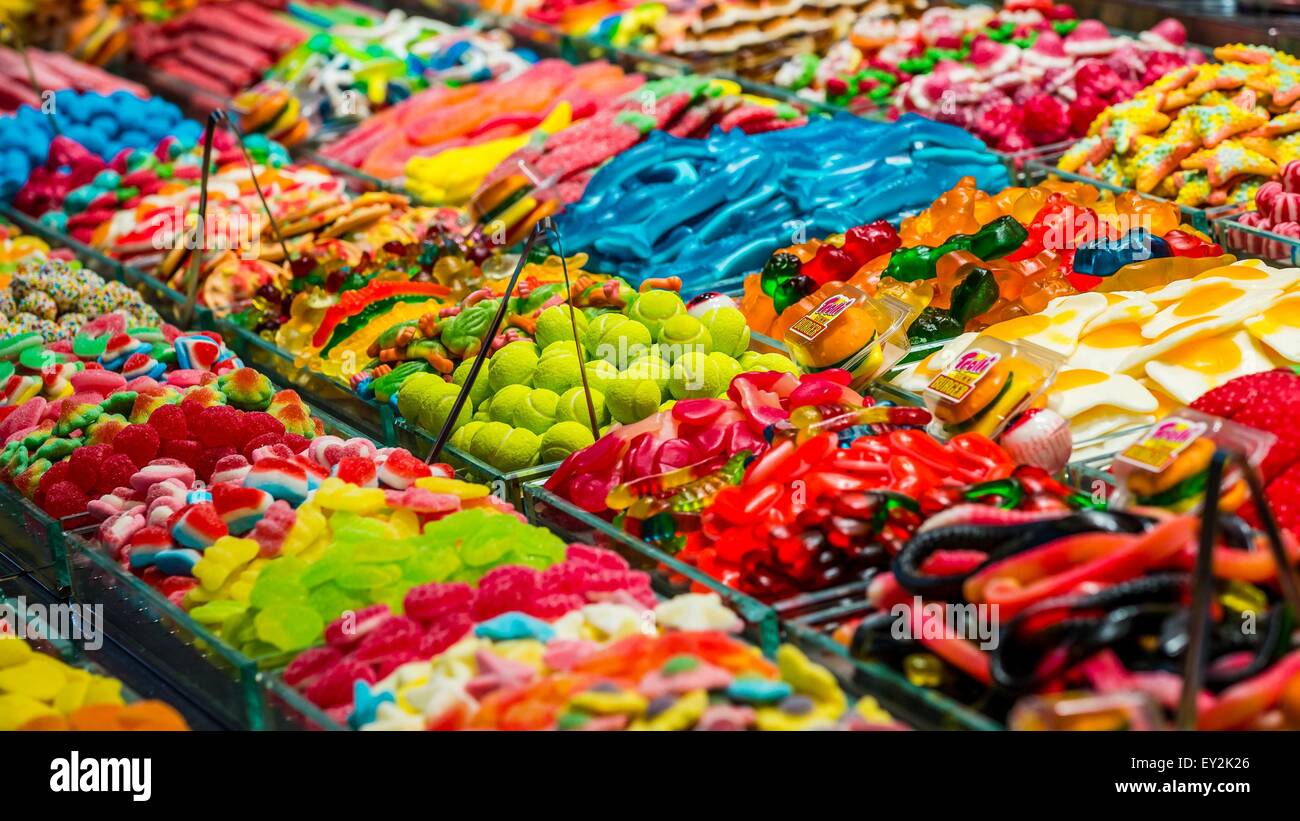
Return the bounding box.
[926,348,1000,403]
[787,294,854,341]
[1116,416,1208,473]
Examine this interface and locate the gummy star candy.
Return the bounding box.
[1181,141,1280,188]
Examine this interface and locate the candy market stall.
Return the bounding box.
[0,0,1298,736]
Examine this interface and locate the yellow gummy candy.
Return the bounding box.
[194,536,260,591]
[0,693,59,731]
[0,636,33,668]
[0,654,70,700]
[414,477,489,499]
[777,644,847,714]
[492,640,546,670]
[313,477,387,513]
[390,508,420,538]
[53,667,91,714]
[83,675,124,706]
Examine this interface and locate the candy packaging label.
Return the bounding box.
[787,294,854,341]
[1116,415,1208,473]
[926,348,1000,403]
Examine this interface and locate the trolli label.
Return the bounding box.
[926,348,1001,403]
[788,294,854,341]
[1116,416,1209,473]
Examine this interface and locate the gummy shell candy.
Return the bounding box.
[400,546,461,585]
[74,334,109,359]
[21,421,55,449]
[189,600,251,625]
[308,583,368,622]
[100,390,137,417]
[217,367,275,410]
[250,557,311,610]
[19,346,67,371]
[254,603,324,652]
[336,563,402,592]
[36,436,81,462]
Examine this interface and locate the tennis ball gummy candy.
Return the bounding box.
[584,359,619,394]
[396,374,470,433]
[539,421,595,463]
[698,307,751,358]
[556,386,607,427]
[534,305,588,350]
[469,422,540,471]
[534,347,582,394]
[669,351,723,400]
[488,384,532,424]
[627,290,685,340]
[606,378,661,424]
[449,420,485,451]
[486,341,538,392]
[708,352,742,392]
[513,388,559,435]
[452,359,491,407]
[584,313,652,365]
[658,314,712,360]
[623,354,672,392]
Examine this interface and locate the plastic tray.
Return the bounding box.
[0,482,73,596]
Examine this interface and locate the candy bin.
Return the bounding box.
[893,258,1300,468]
[58,376,392,729]
[784,292,912,392]
[0,594,191,731]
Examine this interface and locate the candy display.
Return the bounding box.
[0,90,201,197]
[395,286,799,471]
[894,259,1300,458]
[741,175,1228,346]
[236,11,536,147]
[4,0,1300,741]
[1057,44,1300,209]
[777,4,1200,153]
[0,629,188,730]
[316,602,903,731]
[560,113,1010,293]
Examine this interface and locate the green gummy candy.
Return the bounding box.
[354,537,416,564]
[100,391,137,416]
[254,603,325,652]
[308,583,367,623]
[401,548,461,585]
[328,511,392,545]
[299,547,354,588]
[249,558,310,610]
[336,563,402,592]
[189,600,250,625]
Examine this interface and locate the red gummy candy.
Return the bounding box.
[36,460,73,500]
[66,444,112,492]
[471,565,540,620]
[282,433,310,454]
[334,456,377,486]
[194,405,243,448]
[526,592,587,619]
[242,432,284,460]
[404,582,475,624]
[324,604,391,649]
[283,645,343,688]
[159,438,203,466]
[241,411,285,441]
[353,617,422,663]
[95,453,139,495]
[195,446,237,482]
[42,480,89,519]
[417,612,473,659]
[147,404,190,440]
[305,658,376,709]
[112,423,161,467]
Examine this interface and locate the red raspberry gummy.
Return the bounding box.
[195,446,237,482]
[324,604,392,649]
[241,411,285,441]
[283,645,343,688]
[112,423,161,467]
[67,444,113,492]
[403,582,474,624]
[471,565,539,620]
[417,612,473,659]
[147,404,190,440]
[195,405,243,448]
[305,658,376,709]
[159,438,203,467]
[96,453,139,495]
[42,480,90,519]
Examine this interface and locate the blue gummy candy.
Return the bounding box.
[474,611,556,643]
[1073,228,1172,278]
[726,676,793,704]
